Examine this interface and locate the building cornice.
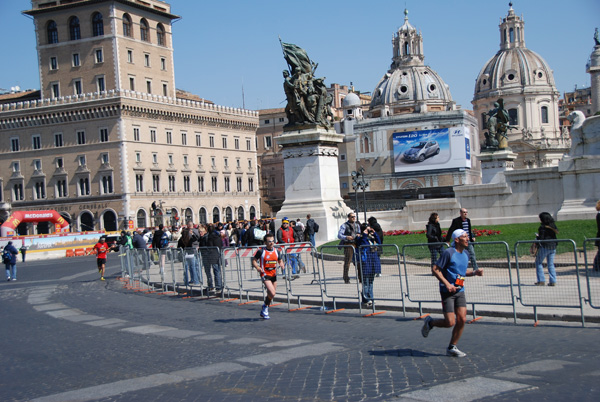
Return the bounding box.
[23,0,180,20]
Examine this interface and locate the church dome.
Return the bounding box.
[342,92,361,108]
[370,9,454,114]
[473,4,557,101]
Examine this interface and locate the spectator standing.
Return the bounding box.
[445,208,479,271]
[535,212,559,286]
[3,241,19,281]
[206,224,224,291]
[252,233,285,319]
[291,220,307,273]
[426,213,443,268]
[594,200,600,271]
[19,244,27,262]
[132,230,147,249]
[177,221,201,286]
[421,229,483,357]
[305,214,318,246]
[152,224,169,275]
[338,212,361,284]
[356,223,381,306]
[277,219,298,277]
[295,219,305,241]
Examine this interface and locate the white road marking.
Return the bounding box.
[120,324,177,334]
[492,359,577,380]
[45,309,84,318]
[33,303,69,311]
[84,318,127,327]
[237,342,345,366]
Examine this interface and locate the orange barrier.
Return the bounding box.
[65,249,75,257]
[74,248,85,256]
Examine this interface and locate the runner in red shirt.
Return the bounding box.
[93,237,116,281]
[252,233,284,319]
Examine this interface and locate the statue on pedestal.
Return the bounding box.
[481,98,517,152]
[280,40,333,130]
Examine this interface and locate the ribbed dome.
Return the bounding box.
[342,92,361,108]
[474,47,556,101]
[371,66,453,109]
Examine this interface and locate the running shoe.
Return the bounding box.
[100,277,105,281]
[446,346,467,357]
[260,305,270,319]
[421,316,433,338]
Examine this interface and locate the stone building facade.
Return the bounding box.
[0,0,259,234]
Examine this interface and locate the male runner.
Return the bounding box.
[93,236,115,281]
[421,229,483,357]
[252,233,285,319]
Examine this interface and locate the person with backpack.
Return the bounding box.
[152,224,170,275]
[3,241,19,281]
[305,214,319,246]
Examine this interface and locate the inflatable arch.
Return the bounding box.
[0,210,70,237]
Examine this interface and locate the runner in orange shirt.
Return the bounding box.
[93,237,116,281]
[252,233,285,319]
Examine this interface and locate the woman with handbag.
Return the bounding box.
[535,212,559,286]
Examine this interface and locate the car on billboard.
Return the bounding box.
[402,140,440,162]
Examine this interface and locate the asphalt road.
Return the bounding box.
[1,256,599,401]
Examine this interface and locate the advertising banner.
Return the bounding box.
[393,127,472,173]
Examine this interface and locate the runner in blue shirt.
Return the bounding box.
[421,229,483,357]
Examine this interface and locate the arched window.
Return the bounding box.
[136,209,147,228]
[237,206,245,221]
[404,42,410,55]
[156,23,165,46]
[47,20,58,44]
[509,27,514,43]
[69,16,81,40]
[212,207,220,223]
[249,206,256,220]
[541,106,549,124]
[199,207,207,224]
[140,18,149,42]
[225,207,233,222]
[122,14,132,37]
[92,12,104,36]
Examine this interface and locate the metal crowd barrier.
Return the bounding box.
[318,245,361,310]
[583,238,600,309]
[282,242,323,310]
[514,239,584,324]
[234,246,267,303]
[402,242,446,314]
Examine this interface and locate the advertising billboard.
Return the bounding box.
[393,127,472,173]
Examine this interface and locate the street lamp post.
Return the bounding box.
[351,167,369,224]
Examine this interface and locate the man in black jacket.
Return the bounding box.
[337,212,360,284]
[444,208,478,270]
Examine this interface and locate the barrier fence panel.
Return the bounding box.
[234,246,267,303]
[283,242,324,310]
[583,238,600,309]
[168,248,186,291]
[220,247,242,300]
[514,239,584,325]
[198,246,223,296]
[358,244,404,315]
[161,248,179,294]
[402,243,446,314]
[319,245,362,310]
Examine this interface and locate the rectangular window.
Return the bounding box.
[183,155,188,165]
[211,157,216,167]
[72,53,80,67]
[127,49,133,63]
[34,180,46,200]
[211,177,218,192]
[162,83,168,97]
[234,138,240,150]
[197,156,202,166]
[152,174,160,192]
[222,137,227,149]
[129,77,135,91]
[13,161,20,172]
[51,82,60,98]
[160,57,166,70]
[101,175,113,194]
[166,131,172,144]
[168,154,173,165]
[152,153,158,164]
[133,127,140,141]
[236,177,242,191]
[224,158,228,167]
[13,183,24,201]
[34,160,42,171]
[79,177,90,196]
[248,178,254,192]
[56,179,67,198]
[168,175,176,192]
[198,176,204,192]
[146,80,151,93]
[50,56,58,70]
[95,49,103,63]
[209,136,215,148]
[236,159,240,168]
[101,153,109,164]
[135,174,144,192]
[74,79,82,95]
[79,155,86,166]
[135,152,141,163]
[264,119,270,124]
[264,136,272,148]
[56,158,63,168]
[97,76,105,92]
[144,53,150,67]
[32,135,41,150]
[279,117,284,123]
[248,159,252,168]
[246,139,251,150]
[150,129,156,143]
[541,106,549,124]
[224,177,230,192]
[181,132,187,145]
[54,133,63,147]
[77,130,86,145]
[11,137,20,152]
[99,128,109,142]
[183,176,190,192]
[195,134,201,147]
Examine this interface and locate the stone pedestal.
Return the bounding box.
[556,155,600,220]
[275,127,349,244]
[479,149,518,184]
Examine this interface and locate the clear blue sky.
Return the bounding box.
[1,0,598,111]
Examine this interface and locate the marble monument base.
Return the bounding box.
[479,149,518,184]
[556,155,600,220]
[275,127,349,244]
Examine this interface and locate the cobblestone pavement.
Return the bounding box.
[1,257,599,401]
